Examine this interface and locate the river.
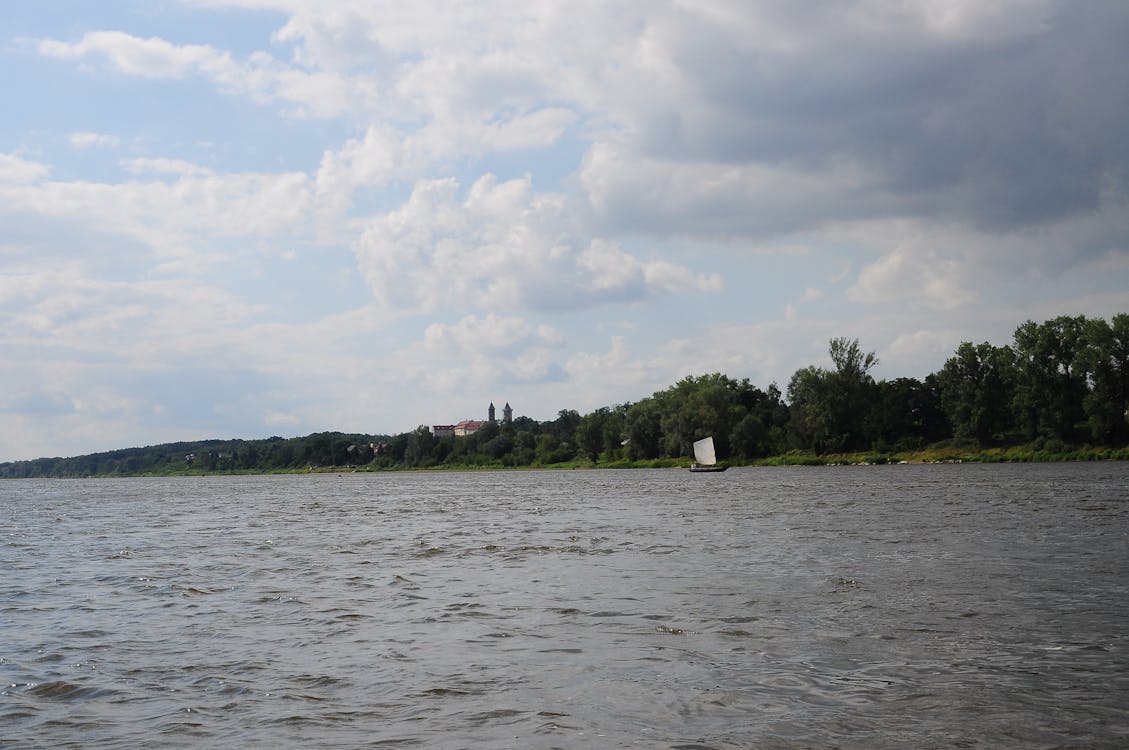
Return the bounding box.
[2,463,1127,748]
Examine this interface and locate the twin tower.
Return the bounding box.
[488,402,513,424]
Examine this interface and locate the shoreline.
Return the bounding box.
[6,445,1127,478]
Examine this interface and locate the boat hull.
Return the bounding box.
[688,465,728,472]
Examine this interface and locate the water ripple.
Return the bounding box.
[2,465,1128,748]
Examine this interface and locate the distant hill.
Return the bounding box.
[0,432,385,478]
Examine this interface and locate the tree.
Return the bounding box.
[1012,316,1089,443]
[512,430,537,465]
[869,376,948,451]
[576,407,612,462]
[828,338,880,450]
[936,342,1017,445]
[482,432,514,460]
[550,409,581,441]
[829,337,878,381]
[787,365,836,453]
[660,376,726,457]
[787,339,878,453]
[729,412,767,458]
[624,398,663,459]
[534,433,575,464]
[1080,314,1129,444]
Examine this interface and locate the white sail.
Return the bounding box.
[692,436,717,466]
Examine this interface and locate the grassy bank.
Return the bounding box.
[746,444,1129,467]
[10,445,1127,478]
[576,444,1129,469]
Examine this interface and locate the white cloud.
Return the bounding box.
[423,313,564,356]
[577,141,883,240]
[41,2,1128,241]
[0,263,265,352]
[560,327,781,413]
[839,185,1129,311]
[264,409,301,426]
[354,173,721,314]
[371,312,571,399]
[0,154,50,184]
[314,125,405,218]
[122,157,213,177]
[480,108,578,151]
[0,160,313,259]
[39,31,226,79]
[69,132,121,149]
[39,30,366,118]
[848,246,973,310]
[565,336,635,390]
[784,287,824,321]
[310,106,576,227]
[884,328,965,372]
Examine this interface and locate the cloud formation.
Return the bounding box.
[69,132,121,149]
[354,173,722,314]
[40,30,364,118]
[38,1,1129,241]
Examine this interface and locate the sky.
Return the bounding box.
[2,0,1128,461]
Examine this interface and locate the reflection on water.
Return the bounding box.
[2,464,1128,748]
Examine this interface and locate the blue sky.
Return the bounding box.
[2,0,1128,461]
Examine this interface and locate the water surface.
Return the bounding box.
[2,464,1128,748]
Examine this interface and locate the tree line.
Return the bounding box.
[2,313,1126,477]
[0,433,382,478]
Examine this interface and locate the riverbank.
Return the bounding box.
[761,444,1129,466]
[201,444,1129,473]
[6,444,1127,478]
[590,444,1129,469]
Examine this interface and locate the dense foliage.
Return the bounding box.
[0,433,382,478]
[3,314,1127,477]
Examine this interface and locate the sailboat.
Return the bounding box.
[689,436,727,472]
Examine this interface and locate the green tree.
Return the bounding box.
[482,432,514,460]
[549,410,581,441]
[534,433,574,464]
[404,426,437,466]
[1080,314,1129,444]
[649,374,752,458]
[787,365,836,453]
[726,380,789,457]
[512,430,537,465]
[624,398,663,459]
[729,412,767,458]
[576,407,612,462]
[1012,316,1089,443]
[869,376,948,451]
[829,337,878,381]
[787,339,878,453]
[936,342,1017,445]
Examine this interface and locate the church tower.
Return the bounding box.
[503,402,513,424]
[488,402,496,423]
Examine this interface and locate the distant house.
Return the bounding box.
[432,402,514,437]
[431,420,484,437]
[453,419,485,436]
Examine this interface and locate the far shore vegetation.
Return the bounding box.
[4,313,1128,479]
